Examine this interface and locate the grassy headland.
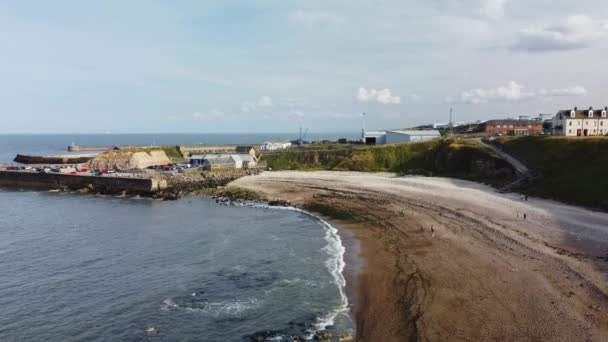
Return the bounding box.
[493,136,608,210]
[119,146,184,162]
[262,139,515,187]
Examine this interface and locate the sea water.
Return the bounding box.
[0,191,353,341]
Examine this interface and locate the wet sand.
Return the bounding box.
[231,171,608,341]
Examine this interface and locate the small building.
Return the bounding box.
[364,131,388,145]
[190,154,259,169]
[364,130,441,145]
[239,154,258,168]
[552,106,608,136]
[482,119,543,136]
[261,142,292,152]
[235,146,257,155]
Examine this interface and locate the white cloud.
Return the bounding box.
[449,82,588,104]
[289,9,345,30]
[538,86,588,97]
[478,0,507,20]
[357,87,401,105]
[512,15,608,52]
[241,96,273,112]
[191,109,224,120]
[257,95,273,107]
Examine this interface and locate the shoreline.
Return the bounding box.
[230,171,608,341]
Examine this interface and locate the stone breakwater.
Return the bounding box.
[0,170,166,195]
[154,169,264,200]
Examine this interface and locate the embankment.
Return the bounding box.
[263,139,515,187]
[0,171,166,195]
[493,136,608,210]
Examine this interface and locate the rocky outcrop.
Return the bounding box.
[88,150,172,171]
[155,169,262,200]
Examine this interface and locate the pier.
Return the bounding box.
[0,170,167,194]
[67,145,115,152]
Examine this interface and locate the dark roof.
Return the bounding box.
[235,145,255,152]
[484,119,541,126]
[557,108,607,119]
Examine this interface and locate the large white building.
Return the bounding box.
[364,130,441,145]
[552,107,608,136]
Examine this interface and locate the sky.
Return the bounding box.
[1,0,608,134]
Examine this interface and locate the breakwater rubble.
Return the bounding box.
[154,169,263,200]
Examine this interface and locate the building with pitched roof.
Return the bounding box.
[481,119,543,136]
[552,107,608,136]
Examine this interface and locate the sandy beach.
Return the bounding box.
[231,171,608,341]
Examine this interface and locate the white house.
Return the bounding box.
[364,130,441,145]
[261,142,292,151]
[190,154,251,168]
[552,107,608,136]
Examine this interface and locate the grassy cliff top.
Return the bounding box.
[262,139,514,187]
[494,136,608,210]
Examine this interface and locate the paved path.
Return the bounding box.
[480,139,529,174]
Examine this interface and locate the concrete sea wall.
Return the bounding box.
[0,171,167,194]
[14,154,96,165]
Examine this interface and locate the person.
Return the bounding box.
[520,194,525,200]
[525,195,528,201]
[523,213,527,220]
[400,209,405,217]
[431,225,435,239]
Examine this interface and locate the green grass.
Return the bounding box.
[494,136,608,210]
[119,146,184,162]
[263,139,515,186]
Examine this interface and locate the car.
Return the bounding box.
[79,168,89,173]
[69,171,78,175]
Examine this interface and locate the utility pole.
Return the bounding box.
[361,112,366,141]
[449,107,454,135]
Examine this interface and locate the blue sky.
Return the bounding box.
[1,0,608,133]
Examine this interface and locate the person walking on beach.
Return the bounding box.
[523,213,527,220]
[431,225,435,239]
[525,195,528,201]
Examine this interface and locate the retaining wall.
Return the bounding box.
[0,171,167,194]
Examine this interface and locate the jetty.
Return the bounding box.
[0,170,167,195]
[67,145,115,152]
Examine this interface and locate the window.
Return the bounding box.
[601,121,604,126]
[569,122,572,126]
[589,111,594,117]
[570,110,576,118]
[603,110,607,118]
[569,129,572,134]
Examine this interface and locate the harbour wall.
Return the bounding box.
[0,171,167,194]
[14,154,95,165]
[67,145,114,152]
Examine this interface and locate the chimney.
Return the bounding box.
[574,106,578,111]
[589,106,593,110]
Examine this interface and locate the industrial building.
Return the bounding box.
[364,130,441,145]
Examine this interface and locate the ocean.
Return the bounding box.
[0,134,355,341]
[0,133,358,164]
